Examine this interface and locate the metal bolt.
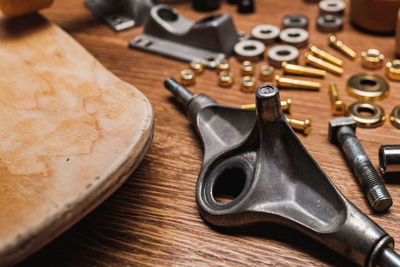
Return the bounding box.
[329,117,392,212]
[241,98,292,113]
[328,83,346,115]
[286,117,311,135]
[275,75,321,90]
[328,34,357,59]
[282,62,326,78]
[304,52,344,76]
[308,44,343,66]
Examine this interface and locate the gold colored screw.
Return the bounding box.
[180,69,196,86]
[189,61,204,74]
[219,71,234,88]
[241,61,255,76]
[259,65,275,81]
[282,62,326,78]
[304,52,344,76]
[216,60,230,73]
[241,99,292,113]
[275,75,320,91]
[286,117,312,135]
[328,83,346,115]
[328,34,357,59]
[308,44,343,67]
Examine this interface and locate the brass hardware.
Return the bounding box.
[348,101,386,128]
[328,83,346,115]
[286,117,312,135]
[241,76,256,93]
[189,61,204,74]
[241,99,292,113]
[282,62,326,78]
[216,60,230,73]
[219,72,234,88]
[328,34,357,59]
[361,49,385,69]
[180,69,196,86]
[241,61,255,76]
[386,60,400,81]
[390,105,400,129]
[346,74,389,101]
[259,65,275,81]
[308,44,343,66]
[275,75,321,90]
[304,52,344,76]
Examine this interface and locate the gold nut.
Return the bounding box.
[328,83,346,115]
[241,98,292,113]
[348,101,386,128]
[346,74,389,101]
[189,60,204,74]
[241,76,256,93]
[386,60,400,81]
[219,71,234,88]
[390,105,400,129]
[216,59,230,74]
[304,52,344,76]
[308,44,343,66]
[282,61,326,78]
[275,75,320,91]
[259,65,274,81]
[328,34,357,59]
[241,61,255,76]
[180,69,195,86]
[361,49,385,69]
[286,117,312,135]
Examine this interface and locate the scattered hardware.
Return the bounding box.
[386,60,400,81]
[279,28,309,48]
[234,40,265,62]
[346,74,389,101]
[348,101,386,128]
[237,0,254,13]
[361,49,385,69]
[282,62,326,78]
[165,79,400,267]
[130,5,239,68]
[316,14,343,33]
[251,24,280,45]
[281,14,309,29]
[180,69,196,86]
[241,76,256,92]
[304,52,344,75]
[286,117,312,135]
[308,44,343,66]
[329,117,392,212]
[328,34,357,59]
[241,98,292,113]
[275,75,320,90]
[319,0,345,15]
[189,60,205,74]
[192,0,221,12]
[379,145,400,176]
[219,72,234,87]
[267,45,299,68]
[240,61,255,76]
[328,83,346,115]
[259,65,275,81]
[85,0,154,31]
[216,60,231,73]
[390,105,400,129]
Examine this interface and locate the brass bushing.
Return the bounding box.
[390,105,400,129]
[241,61,255,76]
[259,65,275,81]
[361,49,385,69]
[241,76,256,93]
[180,69,196,86]
[189,61,204,74]
[346,74,389,101]
[219,72,234,88]
[386,59,400,80]
[348,101,386,128]
[216,60,230,74]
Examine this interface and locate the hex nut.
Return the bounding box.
[386,60,400,81]
[361,49,385,69]
[180,69,196,86]
[241,76,256,93]
[259,65,274,81]
[241,61,255,76]
[219,72,234,88]
[189,60,205,74]
[216,60,230,74]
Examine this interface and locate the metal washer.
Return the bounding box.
[234,40,265,62]
[348,101,386,128]
[317,14,343,32]
[282,14,309,29]
[346,74,389,101]
[251,24,280,45]
[390,105,400,129]
[319,0,346,15]
[279,28,309,48]
[267,45,299,68]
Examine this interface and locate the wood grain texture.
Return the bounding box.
[0,13,153,266]
[19,0,400,266]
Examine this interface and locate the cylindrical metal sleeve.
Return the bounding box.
[379,145,400,174]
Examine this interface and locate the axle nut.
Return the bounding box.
[361,49,385,69]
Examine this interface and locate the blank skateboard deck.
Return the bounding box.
[0,13,153,265]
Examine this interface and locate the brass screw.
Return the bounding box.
[282,62,326,78]
[275,75,320,91]
[216,60,230,74]
[241,76,256,93]
[219,71,234,88]
[259,65,274,81]
[180,69,196,86]
[328,83,346,115]
[304,52,344,76]
[286,117,312,135]
[361,49,384,69]
[241,61,255,76]
[189,60,204,74]
[308,44,343,67]
[241,98,292,113]
[328,34,357,59]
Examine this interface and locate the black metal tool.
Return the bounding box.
[164,78,400,267]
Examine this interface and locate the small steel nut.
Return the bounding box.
[348,101,386,128]
[241,61,255,76]
[259,65,274,81]
[241,76,256,93]
[267,45,299,68]
[189,60,204,74]
[279,28,309,48]
[386,60,400,81]
[251,24,280,45]
[346,74,389,101]
[390,105,400,129]
[219,71,234,88]
[234,40,265,62]
[180,69,196,86]
[317,14,343,33]
[282,14,309,29]
[319,0,345,15]
[216,60,230,74]
[361,49,385,69]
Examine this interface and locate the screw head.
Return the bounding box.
[328,117,357,144]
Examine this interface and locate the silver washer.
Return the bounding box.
[279,28,309,48]
[234,40,266,62]
[267,45,299,68]
[319,0,346,15]
[251,24,280,45]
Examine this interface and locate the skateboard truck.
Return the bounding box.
[164,77,400,267]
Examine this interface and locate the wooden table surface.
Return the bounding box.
[20,0,400,266]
